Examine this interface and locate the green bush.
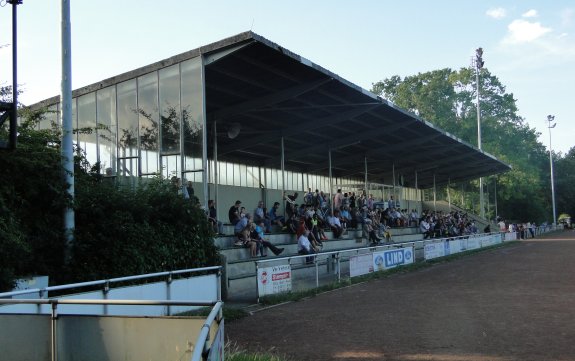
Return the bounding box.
[0,107,218,291]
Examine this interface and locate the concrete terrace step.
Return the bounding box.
[223,237,366,276]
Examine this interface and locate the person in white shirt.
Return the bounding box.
[420,217,431,239]
[298,230,315,263]
[327,211,343,238]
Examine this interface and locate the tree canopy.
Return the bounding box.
[372,67,571,222]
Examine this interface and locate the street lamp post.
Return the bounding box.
[474,47,485,219]
[547,115,557,228]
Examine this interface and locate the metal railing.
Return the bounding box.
[0,266,222,316]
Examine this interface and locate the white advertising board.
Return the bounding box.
[424,241,446,260]
[373,247,414,271]
[257,265,292,297]
[448,239,464,254]
[467,237,480,250]
[350,254,374,277]
[505,232,517,241]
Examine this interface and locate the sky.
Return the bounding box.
[1,0,573,154]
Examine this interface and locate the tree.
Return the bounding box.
[0,88,219,291]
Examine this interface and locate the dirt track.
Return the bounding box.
[226,231,575,361]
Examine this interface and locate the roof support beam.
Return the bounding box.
[211,77,333,121]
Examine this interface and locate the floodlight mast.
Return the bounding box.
[6,0,23,149]
[474,47,485,219]
[547,115,557,228]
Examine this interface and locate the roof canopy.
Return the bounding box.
[204,32,510,189]
[34,31,510,189]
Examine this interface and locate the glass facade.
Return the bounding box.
[36,53,421,204]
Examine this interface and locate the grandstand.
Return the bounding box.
[28,31,511,302]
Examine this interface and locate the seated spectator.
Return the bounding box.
[309,213,328,242]
[286,212,299,234]
[328,210,344,238]
[297,230,317,264]
[253,201,271,233]
[364,219,382,246]
[420,217,432,239]
[268,201,285,228]
[207,199,224,235]
[340,207,352,229]
[228,200,242,226]
[297,217,322,250]
[234,214,257,257]
[252,222,284,256]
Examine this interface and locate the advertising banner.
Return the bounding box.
[448,239,464,254]
[467,237,480,250]
[350,254,374,277]
[373,247,414,271]
[257,265,292,297]
[477,235,494,247]
[424,241,446,260]
[504,232,517,241]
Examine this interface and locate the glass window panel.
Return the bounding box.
[118,157,137,178]
[181,57,204,172]
[233,164,240,186]
[161,155,180,179]
[77,93,97,168]
[40,104,58,130]
[217,162,226,185]
[71,97,78,145]
[117,79,139,168]
[159,65,180,154]
[97,86,117,175]
[138,72,159,174]
[226,163,234,185]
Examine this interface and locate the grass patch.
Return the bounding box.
[177,305,248,321]
[226,342,291,361]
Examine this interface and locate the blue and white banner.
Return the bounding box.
[373,247,414,271]
[424,241,446,260]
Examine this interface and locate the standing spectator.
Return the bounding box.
[284,191,299,219]
[208,199,224,235]
[349,192,357,209]
[228,200,242,225]
[333,189,343,210]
